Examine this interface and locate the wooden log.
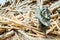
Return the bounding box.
[0,28,6,34]
[49,31,60,36]
[48,1,60,12]
[0,30,15,40]
[51,13,58,18]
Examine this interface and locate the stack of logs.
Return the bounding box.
[0,0,60,40]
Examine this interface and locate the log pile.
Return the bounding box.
[0,0,60,40]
